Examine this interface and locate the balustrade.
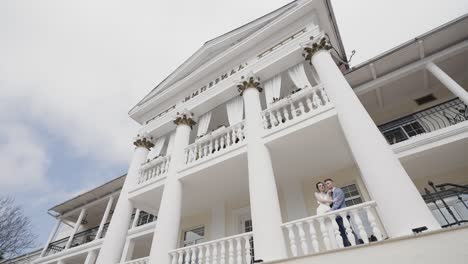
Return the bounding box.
[281,201,383,257]
[138,156,171,184]
[44,223,109,256]
[379,98,467,144]
[124,257,149,264]
[261,84,330,130]
[169,232,253,264]
[184,122,246,165]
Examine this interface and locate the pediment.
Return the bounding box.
[133,1,299,109]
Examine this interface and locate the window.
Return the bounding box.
[382,121,426,144]
[342,184,363,207]
[137,211,157,227]
[243,219,253,232]
[182,226,205,247]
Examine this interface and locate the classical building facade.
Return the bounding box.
[26,1,468,264]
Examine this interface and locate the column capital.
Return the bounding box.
[173,109,196,128]
[302,35,332,62]
[236,74,262,96]
[133,133,155,150]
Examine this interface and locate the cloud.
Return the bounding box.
[0,123,50,192]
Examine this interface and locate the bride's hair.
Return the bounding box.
[316,181,324,191]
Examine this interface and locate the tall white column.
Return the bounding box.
[65,208,86,249]
[95,196,114,240]
[131,209,141,229]
[426,61,468,105]
[95,134,154,264]
[148,110,195,264]
[306,41,440,237]
[282,180,308,221]
[40,218,62,257]
[237,76,287,262]
[84,250,98,264]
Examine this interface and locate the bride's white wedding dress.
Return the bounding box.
[315,192,338,249]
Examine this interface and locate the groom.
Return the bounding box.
[324,178,352,247]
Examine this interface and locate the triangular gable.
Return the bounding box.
[131,0,300,112]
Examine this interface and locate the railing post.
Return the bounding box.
[131,209,141,229]
[96,196,114,240]
[40,218,62,257]
[65,208,87,249]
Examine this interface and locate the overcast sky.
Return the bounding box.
[0,0,467,251]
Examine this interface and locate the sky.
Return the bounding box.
[0,0,467,252]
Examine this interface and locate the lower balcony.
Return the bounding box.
[43,223,109,257]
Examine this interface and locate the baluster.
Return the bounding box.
[191,248,197,264]
[155,165,161,177]
[184,149,189,164]
[262,114,270,129]
[209,139,214,154]
[220,136,225,150]
[226,130,232,146]
[351,209,369,244]
[235,237,242,264]
[219,241,226,264]
[306,94,313,112]
[212,243,218,264]
[290,101,299,118]
[339,212,356,246]
[243,235,251,264]
[184,249,191,264]
[295,222,308,255]
[270,110,278,126]
[282,105,290,121]
[328,215,344,248]
[178,251,184,264]
[275,108,283,124]
[202,142,208,157]
[285,224,298,256]
[318,217,331,250]
[298,101,305,116]
[365,206,383,241]
[216,137,221,152]
[171,252,178,264]
[321,86,330,103]
[228,239,235,264]
[205,245,211,264]
[198,246,204,264]
[166,157,171,172]
[306,219,320,253]
[312,90,321,109]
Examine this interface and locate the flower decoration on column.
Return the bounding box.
[302,35,332,63]
[173,109,197,129]
[236,73,262,96]
[133,132,155,150]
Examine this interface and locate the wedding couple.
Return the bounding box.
[314,179,354,247]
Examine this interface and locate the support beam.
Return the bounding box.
[40,219,62,257]
[355,40,468,95]
[65,208,87,249]
[95,196,114,240]
[131,209,141,229]
[426,62,468,105]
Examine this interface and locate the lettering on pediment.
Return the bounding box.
[181,62,248,103]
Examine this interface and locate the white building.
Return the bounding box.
[27,1,468,264]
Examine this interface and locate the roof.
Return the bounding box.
[48,174,126,216]
[345,13,468,87]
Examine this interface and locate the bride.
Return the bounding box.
[314,182,338,249]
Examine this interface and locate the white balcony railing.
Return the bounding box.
[124,257,149,264]
[281,201,384,257]
[169,232,253,264]
[184,122,246,165]
[261,84,330,130]
[138,156,171,184]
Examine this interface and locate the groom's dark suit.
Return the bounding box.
[330,187,352,247]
